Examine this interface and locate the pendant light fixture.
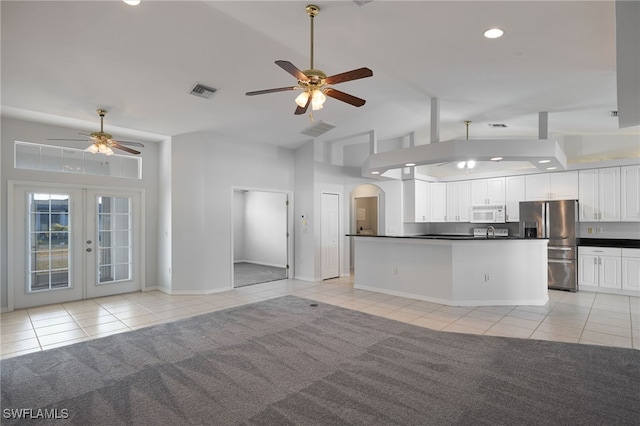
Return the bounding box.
[457,120,476,169]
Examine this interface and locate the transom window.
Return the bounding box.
[15,141,142,179]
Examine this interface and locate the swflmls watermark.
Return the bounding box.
[3,408,69,420]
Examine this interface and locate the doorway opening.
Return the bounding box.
[349,184,384,273]
[354,197,378,235]
[232,190,289,288]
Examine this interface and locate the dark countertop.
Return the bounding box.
[577,238,640,249]
[347,235,640,247]
[346,234,534,241]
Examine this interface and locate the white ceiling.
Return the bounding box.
[2,1,639,167]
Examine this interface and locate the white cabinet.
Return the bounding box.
[621,165,640,221]
[403,179,429,222]
[578,246,622,290]
[505,176,525,222]
[578,168,620,222]
[430,182,447,223]
[622,249,640,291]
[446,181,471,222]
[525,171,579,201]
[471,177,505,205]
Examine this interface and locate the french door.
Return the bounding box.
[10,183,143,309]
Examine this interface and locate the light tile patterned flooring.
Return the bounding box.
[2,277,639,359]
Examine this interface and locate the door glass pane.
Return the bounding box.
[28,193,71,292]
[98,196,131,284]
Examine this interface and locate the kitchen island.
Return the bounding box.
[351,235,548,306]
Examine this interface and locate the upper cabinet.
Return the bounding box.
[446,181,471,222]
[430,183,447,223]
[525,171,579,201]
[505,176,525,222]
[621,165,640,222]
[579,168,620,222]
[471,177,505,205]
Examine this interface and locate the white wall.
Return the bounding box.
[294,141,315,281]
[243,191,287,267]
[157,137,172,292]
[233,191,246,261]
[0,117,161,310]
[168,130,294,293]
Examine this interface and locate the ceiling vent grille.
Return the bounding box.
[488,123,507,128]
[300,121,336,137]
[189,83,218,99]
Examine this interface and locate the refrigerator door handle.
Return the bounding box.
[544,202,550,239]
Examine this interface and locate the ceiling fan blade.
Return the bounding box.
[294,97,311,115]
[46,138,90,141]
[115,140,145,148]
[275,60,309,81]
[111,141,141,155]
[324,88,366,107]
[246,86,298,96]
[325,67,373,85]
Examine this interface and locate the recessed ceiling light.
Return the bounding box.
[490,157,503,161]
[123,0,140,5]
[538,159,551,164]
[405,163,416,167]
[484,28,504,39]
[546,167,557,170]
[371,171,380,175]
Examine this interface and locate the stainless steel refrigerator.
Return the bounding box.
[519,200,579,292]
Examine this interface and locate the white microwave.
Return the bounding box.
[470,205,506,223]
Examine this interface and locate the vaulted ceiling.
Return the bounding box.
[2,1,638,169]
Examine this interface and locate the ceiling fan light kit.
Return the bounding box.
[245,4,373,117]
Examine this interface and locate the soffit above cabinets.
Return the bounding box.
[362,139,568,178]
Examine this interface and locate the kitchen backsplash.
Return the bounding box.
[404,222,521,237]
[578,222,640,240]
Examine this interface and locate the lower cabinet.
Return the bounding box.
[622,249,640,291]
[578,247,622,289]
[578,246,640,294]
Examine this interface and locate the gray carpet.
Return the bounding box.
[1,295,639,425]
[234,262,287,287]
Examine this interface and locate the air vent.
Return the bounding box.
[353,0,373,5]
[300,121,336,137]
[189,83,218,99]
[488,123,507,128]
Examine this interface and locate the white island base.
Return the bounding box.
[353,237,549,306]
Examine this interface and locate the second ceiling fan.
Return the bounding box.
[246,4,373,115]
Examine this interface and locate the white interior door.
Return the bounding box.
[321,192,340,280]
[10,183,142,309]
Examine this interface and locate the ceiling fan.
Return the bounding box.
[245,4,373,115]
[47,109,144,155]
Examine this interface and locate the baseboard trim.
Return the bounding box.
[237,261,287,269]
[151,286,233,296]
